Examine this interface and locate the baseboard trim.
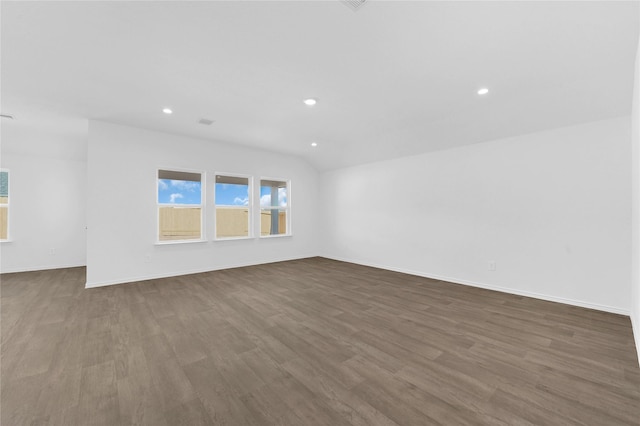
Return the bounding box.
[85,255,317,288]
[1,263,86,274]
[321,255,630,316]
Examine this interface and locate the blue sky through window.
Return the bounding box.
[158,179,201,204]
[215,183,249,206]
[158,178,288,207]
[260,185,287,208]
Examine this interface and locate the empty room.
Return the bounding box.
[1,1,640,425]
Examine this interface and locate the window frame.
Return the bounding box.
[259,176,291,238]
[213,172,254,241]
[156,167,206,245]
[0,169,10,242]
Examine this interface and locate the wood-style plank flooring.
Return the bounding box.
[2,257,639,425]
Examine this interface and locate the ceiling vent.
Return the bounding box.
[341,0,367,12]
[197,117,214,126]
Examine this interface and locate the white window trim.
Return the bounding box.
[215,236,255,242]
[156,167,206,244]
[154,239,208,246]
[259,176,291,238]
[213,172,254,241]
[259,234,293,239]
[0,168,9,242]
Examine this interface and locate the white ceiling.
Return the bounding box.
[2,1,639,170]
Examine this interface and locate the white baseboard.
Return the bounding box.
[321,255,630,316]
[1,263,86,274]
[85,254,317,288]
[7,254,631,318]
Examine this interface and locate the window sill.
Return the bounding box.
[0,239,13,243]
[155,239,207,246]
[214,236,254,242]
[259,234,292,239]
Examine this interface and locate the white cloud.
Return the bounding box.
[233,197,249,206]
[169,193,184,203]
[260,188,287,208]
[170,180,199,192]
[278,187,287,206]
[158,179,169,190]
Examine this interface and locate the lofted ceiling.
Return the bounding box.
[1,1,639,170]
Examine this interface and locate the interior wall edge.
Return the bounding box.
[320,254,631,316]
[630,30,640,367]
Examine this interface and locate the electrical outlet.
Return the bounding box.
[488,261,496,271]
[49,248,56,255]
[144,254,152,263]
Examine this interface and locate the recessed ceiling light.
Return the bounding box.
[311,142,318,147]
[477,88,489,95]
[303,98,317,106]
[162,108,173,114]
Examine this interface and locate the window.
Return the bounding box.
[0,170,8,240]
[157,169,203,242]
[215,174,252,239]
[260,178,290,237]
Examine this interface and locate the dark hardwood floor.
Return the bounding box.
[2,257,639,425]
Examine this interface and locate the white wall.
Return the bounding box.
[321,117,632,314]
[631,35,640,362]
[0,152,87,272]
[86,121,320,287]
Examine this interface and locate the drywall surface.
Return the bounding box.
[631,35,640,363]
[86,121,319,287]
[0,152,87,272]
[321,117,631,314]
